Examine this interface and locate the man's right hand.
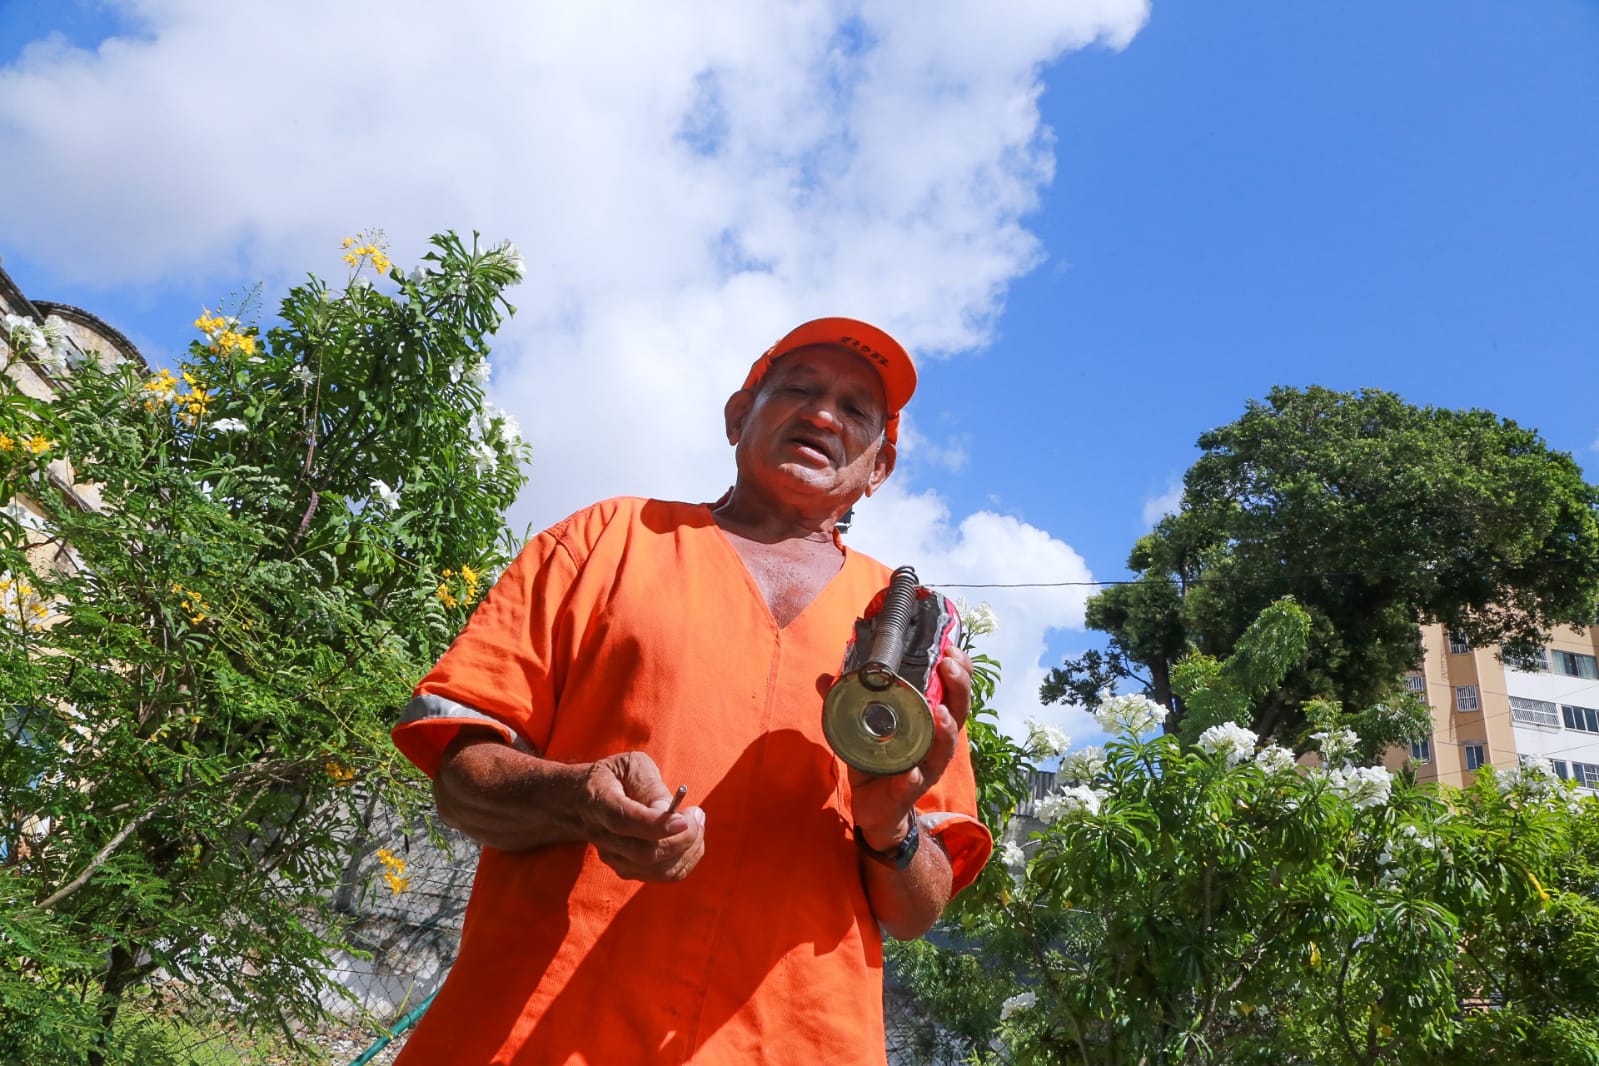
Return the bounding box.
[434,732,706,883]
[578,751,706,882]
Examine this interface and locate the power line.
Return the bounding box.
[929,565,1558,590]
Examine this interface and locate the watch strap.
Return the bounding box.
[855,815,920,870]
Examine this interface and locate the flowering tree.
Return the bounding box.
[0,232,528,1063]
[893,600,1599,1065]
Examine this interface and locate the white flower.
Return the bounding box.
[1094,693,1169,737]
[1060,745,1106,782]
[1197,722,1258,768]
[1254,745,1298,776]
[449,360,465,385]
[1329,764,1393,809]
[371,479,401,509]
[5,314,65,373]
[466,441,498,476]
[208,417,248,433]
[1499,757,1558,800]
[999,991,1037,1022]
[41,314,69,350]
[36,345,69,377]
[472,402,498,439]
[470,439,498,475]
[1024,716,1071,759]
[1036,785,1103,823]
[288,365,314,386]
[468,359,492,388]
[1312,727,1361,769]
[956,599,998,638]
[999,841,1025,869]
[489,239,526,281]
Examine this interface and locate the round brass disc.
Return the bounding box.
[822,674,935,775]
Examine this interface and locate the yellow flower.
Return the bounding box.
[22,435,50,455]
[194,310,231,336]
[2,574,49,629]
[325,760,357,786]
[142,369,180,410]
[1308,942,1322,969]
[170,582,210,624]
[436,566,482,610]
[376,846,409,893]
[341,231,392,277]
[0,432,13,452]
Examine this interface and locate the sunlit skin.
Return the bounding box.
[715,344,896,543]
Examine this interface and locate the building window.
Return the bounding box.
[1448,631,1471,655]
[1510,696,1561,728]
[1562,704,1599,734]
[1403,673,1426,692]
[1455,685,1480,712]
[1554,651,1599,679]
[1505,646,1550,672]
[1409,737,1432,763]
[1573,763,1599,789]
[1463,744,1486,772]
[1553,760,1570,781]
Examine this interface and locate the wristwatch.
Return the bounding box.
[855,815,920,870]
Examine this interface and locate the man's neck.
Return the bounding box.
[711,485,850,547]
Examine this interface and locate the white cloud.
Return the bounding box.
[1141,479,1183,527]
[0,0,1149,733]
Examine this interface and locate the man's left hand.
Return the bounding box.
[848,646,973,851]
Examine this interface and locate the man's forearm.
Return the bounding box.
[859,816,953,940]
[433,732,598,852]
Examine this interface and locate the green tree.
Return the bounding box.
[896,603,1599,1065]
[0,231,528,1064]
[1044,385,1599,743]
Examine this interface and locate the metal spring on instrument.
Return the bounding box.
[862,566,918,691]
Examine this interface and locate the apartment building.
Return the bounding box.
[1388,622,1599,790]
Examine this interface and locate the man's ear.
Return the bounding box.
[864,439,896,497]
[724,389,755,444]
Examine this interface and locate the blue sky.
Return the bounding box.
[2,1,1595,743]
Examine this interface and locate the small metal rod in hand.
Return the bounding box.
[665,784,688,816]
[861,566,919,691]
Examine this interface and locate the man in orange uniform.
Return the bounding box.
[391,317,992,1064]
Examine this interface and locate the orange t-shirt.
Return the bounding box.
[391,497,992,1065]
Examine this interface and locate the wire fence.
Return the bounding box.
[134,791,1002,1065]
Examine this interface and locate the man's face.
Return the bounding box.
[726,344,896,509]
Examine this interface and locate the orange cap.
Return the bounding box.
[741,316,915,446]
